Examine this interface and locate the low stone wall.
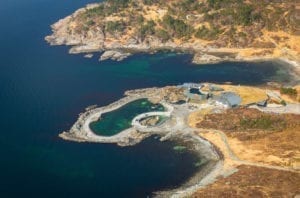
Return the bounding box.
[59,88,174,145]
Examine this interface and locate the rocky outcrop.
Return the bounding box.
[84,53,94,58]
[192,53,223,64]
[99,50,131,61]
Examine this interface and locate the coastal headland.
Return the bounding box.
[60,83,300,197]
[47,1,300,196]
[45,0,300,66]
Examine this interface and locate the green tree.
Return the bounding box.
[162,15,193,38]
[105,21,125,33]
[155,29,170,42]
[139,20,156,39]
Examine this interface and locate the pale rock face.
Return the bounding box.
[86,3,101,9]
[100,50,131,61]
[192,53,222,64]
[126,38,138,45]
[69,44,103,54]
[84,54,94,58]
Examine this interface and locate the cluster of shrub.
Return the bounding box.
[83,0,131,17]
[240,115,286,131]
[280,87,297,97]
[81,0,294,42]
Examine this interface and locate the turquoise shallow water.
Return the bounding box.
[0,0,296,197]
[90,99,165,136]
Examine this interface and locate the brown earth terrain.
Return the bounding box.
[197,108,299,133]
[193,165,300,198]
[193,108,300,168]
[186,84,300,197]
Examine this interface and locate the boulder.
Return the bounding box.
[99,50,131,61]
[192,53,222,64]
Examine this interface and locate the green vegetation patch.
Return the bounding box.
[195,26,223,40]
[194,159,206,167]
[173,145,187,152]
[280,87,297,97]
[76,0,297,45]
[155,29,170,42]
[162,14,193,38]
[139,20,156,39]
[105,21,125,33]
[240,115,286,131]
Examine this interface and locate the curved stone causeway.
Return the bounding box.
[59,94,151,145]
[131,101,173,130]
[131,111,171,129]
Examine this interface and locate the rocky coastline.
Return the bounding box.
[46,1,300,196]
[59,85,228,197]
[58,82,300,197]
[45,3,300,66]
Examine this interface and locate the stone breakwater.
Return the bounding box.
[59,86,174,145]
[59,86,224,197]
[60,93,149,146]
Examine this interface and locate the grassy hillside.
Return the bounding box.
[75,0,299,47]
[46,0,299,62]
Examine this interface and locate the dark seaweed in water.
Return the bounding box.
[190,88,203,95]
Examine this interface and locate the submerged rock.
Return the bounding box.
[84,54,94,58]
[173,145,187,152]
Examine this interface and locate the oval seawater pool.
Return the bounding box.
[89,99,165,136]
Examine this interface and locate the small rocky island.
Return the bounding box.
[60,82,300,197]
[45,0,300,65]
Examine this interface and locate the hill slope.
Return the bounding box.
[46,0,300,64]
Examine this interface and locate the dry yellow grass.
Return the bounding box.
[104,16,123,22]
[199,30,300,61]
[264,31,300,56]
[226,126,300,169]
[191,107,300,169]
[188,108,213,128]
[295,85,300,102]
[219,85,268,105]
[196,130,238,171]
[193,165,300,198]
[142,6,167,21]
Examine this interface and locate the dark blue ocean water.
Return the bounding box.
[0,0,293,197]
